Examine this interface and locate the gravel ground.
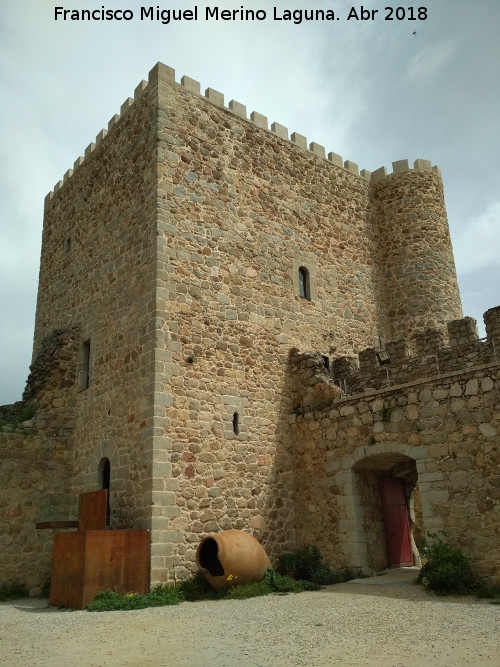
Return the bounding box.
[1,575,499,667]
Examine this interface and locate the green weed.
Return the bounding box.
[86,584,183,612]
[0,582,29,601]
[417,534,484,595]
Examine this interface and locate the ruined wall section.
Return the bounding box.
[32,79,160,531]
[291,361,500,583]
[0,328,79,589]
[148,65,385,581]
[288,348,341,413]
[372,163,463,340]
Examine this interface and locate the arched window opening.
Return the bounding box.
[98,457,111,526]
[298,266,310,300]
[232,412,240,435]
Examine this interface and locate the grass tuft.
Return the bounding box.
[86,584,182,612]
[0,582,29,601]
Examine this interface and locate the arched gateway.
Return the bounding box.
[336,442,444,573]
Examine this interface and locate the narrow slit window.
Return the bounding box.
[298,266,310,300]
[64,234,72,253]
[232,412,239,435]
[99,458,111,526]
[79,339,91,391]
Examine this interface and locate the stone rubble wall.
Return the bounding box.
[289,348,341,413]
[333,306,500,395]
[1,62,470,587]
[146,63,391,582]
[292,359,500,583]
[33,69,161,537]
[372,165,462,340]
[0,328,80,589]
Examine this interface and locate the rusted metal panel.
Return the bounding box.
[49,530,150,609]
[78,490,107,531]
[80,530,150,606]
[50,532,86,609]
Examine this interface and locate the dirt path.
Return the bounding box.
[1,572,499,666]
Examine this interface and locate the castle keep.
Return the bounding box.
[1,62,498,590]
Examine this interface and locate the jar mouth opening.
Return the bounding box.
[197,537,224,576]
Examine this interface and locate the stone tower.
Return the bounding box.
[372,162,462,340]
[30,62,463,583]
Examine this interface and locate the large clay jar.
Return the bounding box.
[196,529,271,590]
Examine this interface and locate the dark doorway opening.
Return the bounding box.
[98,458,111,526]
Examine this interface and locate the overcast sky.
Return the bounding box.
[1,0,499,405]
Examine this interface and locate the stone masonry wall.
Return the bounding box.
[291,359,500,583]
[33,72,160,535]
[147,64,392,580]
[3,62,468,587]
[373,163,462,340]
[333,306,500,395]
[0,328,79,588]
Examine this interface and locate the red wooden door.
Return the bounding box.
[380,477,413,567]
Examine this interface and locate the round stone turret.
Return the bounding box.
[372,160,463,340]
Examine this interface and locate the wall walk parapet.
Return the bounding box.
[332,307,500,395]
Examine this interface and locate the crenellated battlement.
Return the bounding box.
[331,306,500,395]
[44,62,440,205]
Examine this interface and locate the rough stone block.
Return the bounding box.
[108,114,120,130]
[120,97,134,115]
[96,129,107,145]
[134,80,148,99]
[148,62,175,85]
[413,159,432,171]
